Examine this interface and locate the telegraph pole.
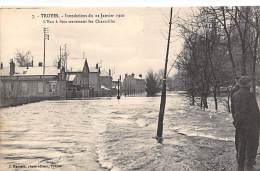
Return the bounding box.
[156,7,173,143]
[64,44,67,72]
[43,27,49,75]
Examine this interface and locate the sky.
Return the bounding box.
[1,7,193,77]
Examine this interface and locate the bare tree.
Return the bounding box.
[209,7,237,79]
[15,50,34,67]
[229,7,251,75]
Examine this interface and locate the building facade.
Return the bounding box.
[123,73,145,96]
[89,64,101,96]
[100,69,112,90]
[66,59,90,98]
[0,60,66,107]
[0,58,118,106]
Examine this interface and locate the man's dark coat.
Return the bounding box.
[232,88,260,131]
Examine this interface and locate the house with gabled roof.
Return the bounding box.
[65,59,102,97]
[66,59,90,98]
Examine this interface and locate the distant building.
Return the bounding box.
[66,59,114,97]
[100,69,112,90]
[0,60,66,107]
[66,59,90,98]
[123,73,145,95]
[89,64,101,92]
[0,57,119,106]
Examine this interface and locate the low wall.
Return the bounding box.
[0,96,64,108]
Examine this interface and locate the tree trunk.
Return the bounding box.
[252,19,259,96]
[200,96,203,108]
[213,86,218,111]
[227,90,231,112]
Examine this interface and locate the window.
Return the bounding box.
[5,82,12,97]
[48,81,57,93]
[38,82,44,93]
[6,82,11,91]
[21,82,28,95]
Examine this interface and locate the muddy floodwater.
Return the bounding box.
[1,92,259,171]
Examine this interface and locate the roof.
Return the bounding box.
[0,66,60,76]
[89,67,99,73]
[101,85,111,90]
[67,58,98,73]
[0,67,9,76]
[134,75,144,80]
[100,69,111,77]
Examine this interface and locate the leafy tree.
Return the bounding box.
[145,70,161,96]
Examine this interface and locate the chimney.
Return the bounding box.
[96,63,98,69]
[109,69,111,76]
[0,62,3,69]
[38,62,43,67]
[31,59,34,67]
[10,59,15,76]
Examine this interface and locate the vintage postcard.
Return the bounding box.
[1,4,260,171]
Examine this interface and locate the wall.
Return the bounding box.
[123,76,145,95]
[100,76,112,89]
[0,76,66,107]
[89,72,100,91]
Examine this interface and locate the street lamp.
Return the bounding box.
[117,75,121,99]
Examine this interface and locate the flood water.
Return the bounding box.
[0,92,246,171]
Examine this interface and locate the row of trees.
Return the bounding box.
[176,7,260,111]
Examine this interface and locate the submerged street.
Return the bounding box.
[1,92,259,171]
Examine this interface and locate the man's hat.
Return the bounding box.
[238,76,251,88]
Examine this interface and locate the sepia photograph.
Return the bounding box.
[0,3,260,171]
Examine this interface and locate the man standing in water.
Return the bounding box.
[232,76,260,171]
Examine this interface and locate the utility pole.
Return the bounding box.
[156,7,173,143]
[43,27,49,75]
[64,44,67,72]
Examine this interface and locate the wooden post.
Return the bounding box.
[156,7,173,143]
